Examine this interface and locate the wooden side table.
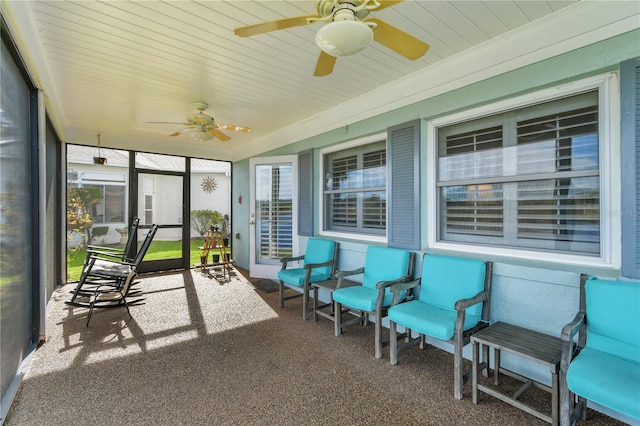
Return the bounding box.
[312,279,359,322]
[471,321,562,425]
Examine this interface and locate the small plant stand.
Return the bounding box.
[196,227,232,280]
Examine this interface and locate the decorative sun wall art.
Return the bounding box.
[201,176,217,193]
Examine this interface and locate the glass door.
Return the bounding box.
[249,156,298,279]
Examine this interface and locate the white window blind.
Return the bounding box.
[258,165,293,259]
[324,141,386,235]
[437,91,600,255]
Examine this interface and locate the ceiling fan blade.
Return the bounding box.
[314,51,337,77]
[366,18,429,60]
[217,123,251,133]
[376,0,405,11]
[234,14,319,37]
[209,128,231,141]
[169,129,190,137]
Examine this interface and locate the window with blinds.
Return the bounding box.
[437,90,600,255]
[257,165,293,259]
[323,140,386,235]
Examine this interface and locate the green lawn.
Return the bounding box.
[66,239,230,282]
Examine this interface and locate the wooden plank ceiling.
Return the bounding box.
[5,0,578,159]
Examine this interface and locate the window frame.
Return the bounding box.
[144,193,154,225]
[77,171,127,225]
[427,73,621,269]
[319,132,388,243]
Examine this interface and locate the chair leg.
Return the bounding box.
[302,285,309,320]
[278,280,285,308]
[86,302,95,327]
[453,334,464,400]
[312,286,319,322]
[560,372,587,426]
[374,313,383,359]
[390,320,398,365]
[579,396,587,420]
[71,257,97,302]
[334,300,342,337]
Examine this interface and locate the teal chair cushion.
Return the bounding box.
[333,285,393,312]
[388,300,481,341]
[567,347,640,420]
[362,246,411,289]
[277,238,336,286]
[303,238,337,279]
[584,278,640,361]
[278,268,332,287]
[419,254,487,320]
[333,246,411,312]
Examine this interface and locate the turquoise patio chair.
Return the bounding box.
[559,275,640,425]
[388,253,492,399]
[333,246,415,359]
[278,238,339,320]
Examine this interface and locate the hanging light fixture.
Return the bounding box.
[93,132,107,165]
[314,0,377,57]
[315,21,374,56]
[189,130,213,141]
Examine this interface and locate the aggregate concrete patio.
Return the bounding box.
[5,267,624,425]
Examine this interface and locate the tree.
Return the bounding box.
[67,187,101,246]
[190,209,224,238]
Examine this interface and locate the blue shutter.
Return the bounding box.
[388,120,421,250]
[298,149,313,236]
[621,57,640,279]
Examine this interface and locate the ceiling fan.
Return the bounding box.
[234,0,429,76]
[147,102,251,142]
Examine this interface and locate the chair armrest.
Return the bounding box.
[89,255,135,268]
[303,259,334,270]
[452,290,489,335]
[87,244,123,252]
[279,254,305,270]
[374,274,413,312]
[375,273,412,290]
[335,267,364,279]
[390,278,421,306]
[335,267,364,289]
[560,311,586,373]
[88,250,127,261]
[454,290,488,311]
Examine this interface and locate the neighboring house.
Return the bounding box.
[66,145,230,247]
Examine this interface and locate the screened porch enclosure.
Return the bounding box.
[65,145,232,280]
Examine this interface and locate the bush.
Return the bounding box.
[191,210,223,237]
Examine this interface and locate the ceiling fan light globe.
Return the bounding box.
[189,131,213,141]
[315,20,373,57]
